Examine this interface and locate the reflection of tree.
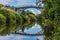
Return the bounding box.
[0,14,6,33]
[20,11,37,32]
[27,12,37,27]
[36,14,42,26]
[0,8,16,35]
[0,8,38,35]
[12,12,22,31]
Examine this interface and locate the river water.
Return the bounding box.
[0,24,45,40]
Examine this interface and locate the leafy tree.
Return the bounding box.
[0,6,38,36]
[27,11,37,27]
[36,14,42,26]
[20,10,37,32]
[0,4,3,8]
[42,0,60,40]
[0,8,16,35]
[20,11,31,32]
[0,14,6,33]
[14,12,22,31]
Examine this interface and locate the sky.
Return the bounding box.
[0,0,36,6]
[24,24,43,34]
[0,0,42,14]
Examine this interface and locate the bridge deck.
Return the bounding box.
[15,6,43,9]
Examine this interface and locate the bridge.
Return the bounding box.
[15,6,43,9]
[13,0,44,13]
[4,0,43,13]
[4,0,44,13]
[14,6,43,13]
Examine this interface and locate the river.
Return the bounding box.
[0,24,45,40]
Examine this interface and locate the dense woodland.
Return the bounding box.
[0,0,60,40]
[42,0,60,40]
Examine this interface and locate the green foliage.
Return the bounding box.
[22,11,37,26]
[43,0,60,40]
[7,12,16,33]
[21,11,30,26]
[0,8,17,35]
[0,14,6,33]
[19,11,37,32]
[27,12,37,27]
[36,14,42,26]
[15,13,22,31]
[0,7,37,35]
[20,11,31,32]
[0,4,3,8]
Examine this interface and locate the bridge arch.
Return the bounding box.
[15,7,43,14]
[25,8,41,15]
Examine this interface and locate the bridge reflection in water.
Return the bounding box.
[0,24,44,40]
[13,24,45,40]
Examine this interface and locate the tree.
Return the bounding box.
[27,11,37,27]
[14,12,22,31]
[20,11,31,32]
[42,0,60,40]
[0,14,6,33]
[0,7,37,36]
[36,14,42,26]
[20,10,37,32]
[0,8,17,35]
[0,4,3,8]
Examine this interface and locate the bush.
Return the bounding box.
[0,14,6,33]
[14,12,22,31]
[7,12,16,33]
[20,11,31,26]
[43,0,60,40]
[27,13,37,27]
[36,14,42,26]
[0,8,16,35]
[28,13,37,22]
[20,13,30,32]
[0,4,3,8]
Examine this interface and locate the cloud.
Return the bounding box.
[0,0,36,6]
[0,0,12,5]
[17,0,36,3]
[16,0,36,6]
[18,0,30,3]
